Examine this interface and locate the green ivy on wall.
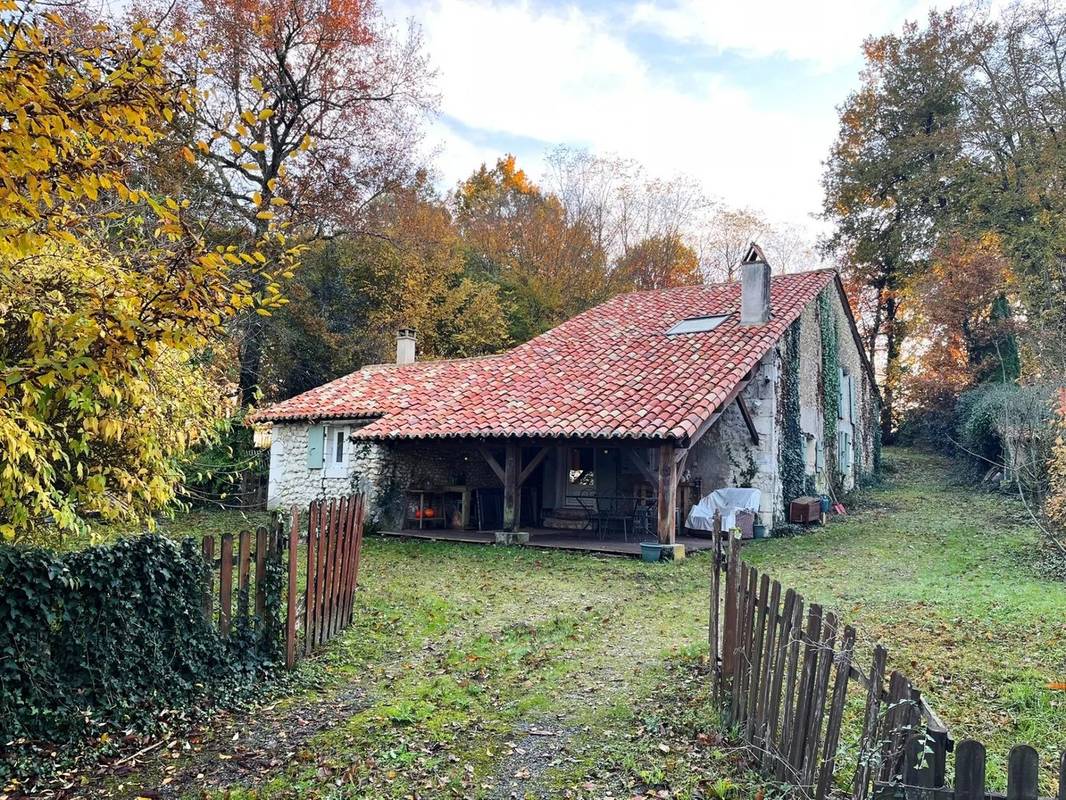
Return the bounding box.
[780,319,806,514]
[818,288,842,493]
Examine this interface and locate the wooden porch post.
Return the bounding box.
[503,443,519,531]
[657,443,677,544]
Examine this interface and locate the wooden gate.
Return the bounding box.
[202,494,367,668]
[285,494,366,666]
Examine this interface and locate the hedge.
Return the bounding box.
[0,534,279,780]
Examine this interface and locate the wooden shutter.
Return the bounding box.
[307,424,324,469]
[838,368,846,420]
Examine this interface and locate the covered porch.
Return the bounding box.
[382,435,723,552]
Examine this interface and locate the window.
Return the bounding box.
[838,368,854,422]
[323,424,350,477]
[568,447,594,487]
[667,314,730,336]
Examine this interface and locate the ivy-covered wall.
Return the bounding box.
[779,319,806,514]
[818,288,842,494]
[0,535,281,781]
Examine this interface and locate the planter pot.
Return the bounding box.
[640,543,686,562]
[752,524,769,540]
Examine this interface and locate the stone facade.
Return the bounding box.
[684,352,781,524]
[266,421,385,512]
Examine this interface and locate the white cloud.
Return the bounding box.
[384,0,939,229]
[629,0,931,71]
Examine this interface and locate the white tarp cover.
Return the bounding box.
[685,488,761,531]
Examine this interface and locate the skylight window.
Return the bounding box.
[667,314,730,336]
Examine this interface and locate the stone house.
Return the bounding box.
[250,245,880,551]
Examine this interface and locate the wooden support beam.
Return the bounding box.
[682,376,752,448]
[676,447,690,475]
[736,395,760,444]
[657,443,677,544]
[518,446,549,486]
[478,446,506,483]
[502,443,519,531]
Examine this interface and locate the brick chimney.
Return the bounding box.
[396,327,416,365]
[740,243,771,326]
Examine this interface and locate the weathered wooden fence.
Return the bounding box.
[201,493,366,668]
[871,738,1066,800]
[292,495,366,664]
[201,518,285,640]
[710,533,1065,799]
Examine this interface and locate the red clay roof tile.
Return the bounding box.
[250,269,836,443]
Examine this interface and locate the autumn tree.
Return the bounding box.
[456,156,610,342]
[0,5,294,540]
[902,234,1019,437]
[162,0,436,403]
[262,181,509,399]
[612,234,701,291]
[822,11,968,440]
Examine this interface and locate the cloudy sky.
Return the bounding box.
[383,0,944,233]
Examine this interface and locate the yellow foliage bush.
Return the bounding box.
[1047,389,1066,530]
[0,5,295,540]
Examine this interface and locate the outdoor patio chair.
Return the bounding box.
[594,496,632,541]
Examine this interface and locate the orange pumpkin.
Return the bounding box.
[424,507,436,518]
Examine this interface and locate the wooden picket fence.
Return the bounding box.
[871,738,1066,800]
[201,518,285,640]
[201,493,366,668]
[290,494,366,664]
[709,533,1065,799]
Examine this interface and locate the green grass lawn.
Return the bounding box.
[84,448,1064,799]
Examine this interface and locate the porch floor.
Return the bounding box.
[380,527,719,557]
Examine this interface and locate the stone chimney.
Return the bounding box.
[396,327,416,365]
[739,243,771,326]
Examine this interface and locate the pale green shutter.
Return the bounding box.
[307,424,324,468]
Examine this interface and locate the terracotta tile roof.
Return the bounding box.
[251,269,837,444]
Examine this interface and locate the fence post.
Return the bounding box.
[201,535,215,622]
[744,573,771,742]
[285,505,299,669]
[765,587,795,767]
[853,644,888,800]
[237,529,252,621]
[775,594,805,781]
[709,520,722,700]
[305,499,321,655]
[815,623,855,800]
[722,533,741,687]
[802,610,838,789]
[1007,744,1039,800]
[753,579,782,749]
[219,533,234,637]
[254,526,267,618]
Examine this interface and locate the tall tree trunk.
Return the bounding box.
[238,314,265,405]
[881,295,902,444]
[238,220,270,406]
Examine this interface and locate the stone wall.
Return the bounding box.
[682,282,878,527]
[266,421,385,512]
[685,351,781,524]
